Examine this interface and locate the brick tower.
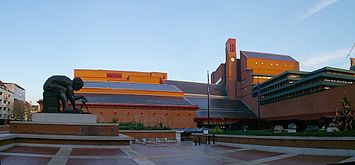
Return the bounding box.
[225,38,237,100]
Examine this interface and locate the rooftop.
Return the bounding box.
[187,97,256,119]
[165,80,227,96]
[84,81,182,93]
[82,94,195,107]
[241,50,298,62]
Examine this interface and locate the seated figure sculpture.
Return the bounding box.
[43,76,87,113]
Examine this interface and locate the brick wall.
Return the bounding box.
[88,105,197,128]
[261,84,355,120]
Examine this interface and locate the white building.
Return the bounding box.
[5,83,25,120]
[0,81,14,124]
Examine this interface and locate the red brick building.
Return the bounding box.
[38,38,355,130]
[212,38,355,130]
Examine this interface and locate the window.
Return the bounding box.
[215,78,222,84]
[106,73,122,78]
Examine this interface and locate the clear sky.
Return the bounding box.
[0,0,354,103]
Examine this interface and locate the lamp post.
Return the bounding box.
[257,82,261,129]
[207,71,210,129]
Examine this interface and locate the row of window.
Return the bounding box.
[98,111,192,116]
[0,107,11,111]
[0,99,11,105]
[256,76,353,98]
[0,92,12,98]
[324,79,353,84]
[260,78,323,99]
[255,62,293,67]
[260,86,326,105]
[259,77,354,104]
[326,71,354,77]
[254,79,292,96]
[253,76,272,80]
[254,73,305,91]
[0,114,11,118]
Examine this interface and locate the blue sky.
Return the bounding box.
[0,0,354,103]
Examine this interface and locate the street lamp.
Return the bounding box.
[207,71,210,129]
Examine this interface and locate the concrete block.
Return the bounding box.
[32,113,97,124]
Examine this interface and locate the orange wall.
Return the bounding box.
[74,69,167,84]
[246,58,299,84]
[77,88,184,97]
[238,53,300,115]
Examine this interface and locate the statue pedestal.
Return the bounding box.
[9,113,132,145]
[10,121,119,136]
[32,113,97,124]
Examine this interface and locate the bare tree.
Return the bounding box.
[335,96,353,131]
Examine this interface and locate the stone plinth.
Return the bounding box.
[32,113,97,124]
[10,121,119,136]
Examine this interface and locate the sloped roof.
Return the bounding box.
[84,81,182,92]
[186,97,257,120]
[165,80,227,96]
[241,51,297,62]
[82,94,194,107]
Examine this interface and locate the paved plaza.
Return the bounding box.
[0,142,352,165]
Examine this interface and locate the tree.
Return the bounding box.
[335,96,353,131]
[24,101,32,121]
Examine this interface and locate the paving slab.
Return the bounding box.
[221,149,282,161]
[0,142,350,164]
[70,148,127,156]
[66,158,138,165]
[2,146,59,155]
[267,155,350,165]
[0,155,51,165]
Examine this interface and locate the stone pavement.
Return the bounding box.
[0,142,352,165]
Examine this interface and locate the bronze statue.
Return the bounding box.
[43,76,88,113]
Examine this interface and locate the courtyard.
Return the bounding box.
[0,142,351,165]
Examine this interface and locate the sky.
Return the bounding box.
[0,0,354,103]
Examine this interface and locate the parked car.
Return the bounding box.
[306,125,320,132]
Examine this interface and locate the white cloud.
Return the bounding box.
[301,47,351,71]
[298,0,338,22]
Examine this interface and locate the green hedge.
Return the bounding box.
[119,122,170,130]
[211,130,355,137]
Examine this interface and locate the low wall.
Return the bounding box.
[0,133,131,147]
[0,125,10,132]
[121,130,177,139]
[10,121,119,136]
[193,133,355,150]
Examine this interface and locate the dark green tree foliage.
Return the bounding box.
[335,96,353,131]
